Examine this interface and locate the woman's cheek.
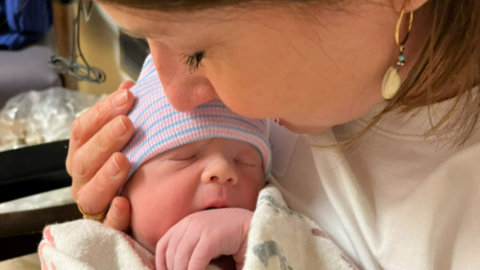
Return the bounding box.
[213,80,276,119]
[203,60,274,118]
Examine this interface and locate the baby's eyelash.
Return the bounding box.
[235,159,256,167]
[182,51,204,72]
[176,155,197,161]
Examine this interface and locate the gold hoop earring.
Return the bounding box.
[382,8,414,100]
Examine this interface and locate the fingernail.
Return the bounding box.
[110,117,127,137]
[106,156,121,177]
[112,89,128,108]
[113,200,122,215]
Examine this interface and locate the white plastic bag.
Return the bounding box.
[0,87,104,152]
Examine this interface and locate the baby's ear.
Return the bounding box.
[392,0,429,13]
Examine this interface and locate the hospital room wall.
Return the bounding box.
[77,4,134,96]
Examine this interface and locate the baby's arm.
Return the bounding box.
[155,208,252,270]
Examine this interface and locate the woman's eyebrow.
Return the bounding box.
[119,25,177,40]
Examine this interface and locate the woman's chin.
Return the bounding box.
[279,119,330,135]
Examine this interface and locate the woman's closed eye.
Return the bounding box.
[182,51,204,72]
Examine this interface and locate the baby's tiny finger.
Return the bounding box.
[167,227,189,270]
[156,232,172,270]
[173,232,201,270]
[188,238,216,270]
[165,233,180,270]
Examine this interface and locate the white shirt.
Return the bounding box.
[268,96,480,270]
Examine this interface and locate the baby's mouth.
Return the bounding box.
[202,198,229,211]
[204,207,226,211]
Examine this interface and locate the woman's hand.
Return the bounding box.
[66,81,135,232]
[156,208,252,270]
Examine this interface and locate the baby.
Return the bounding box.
[39,58,357,270]
[119,57,272,269]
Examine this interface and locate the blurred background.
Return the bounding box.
[0,1,149,268]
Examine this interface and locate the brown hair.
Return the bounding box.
[99,0,480,146]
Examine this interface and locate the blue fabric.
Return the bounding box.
[0,0,53,50]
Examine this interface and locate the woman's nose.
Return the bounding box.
[149,44,218,112]
[201,157,238,185]
[165,76,218,112]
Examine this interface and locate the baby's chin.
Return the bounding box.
[130,226,158,254]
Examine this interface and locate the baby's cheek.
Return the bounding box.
[236,182,262,211]
[130,211,168,253]
[246,188,261,210]
[130,202,191,253]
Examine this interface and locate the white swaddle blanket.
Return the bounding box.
[38,186,358,270]
[244,186,358,270]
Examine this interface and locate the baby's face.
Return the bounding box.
[122,138,264,252]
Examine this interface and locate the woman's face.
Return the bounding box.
[100,2,423,133]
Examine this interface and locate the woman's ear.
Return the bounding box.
[392,0,429,12]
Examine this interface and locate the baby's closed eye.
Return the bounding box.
[170,154,198,161]
[234,158,260,168]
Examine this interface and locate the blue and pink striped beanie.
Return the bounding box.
[122,55,271,180]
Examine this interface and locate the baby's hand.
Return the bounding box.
[155,208,252,270]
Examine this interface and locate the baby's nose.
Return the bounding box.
[201,157,238,185]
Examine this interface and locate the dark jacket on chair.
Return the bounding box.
[0,0,53,50]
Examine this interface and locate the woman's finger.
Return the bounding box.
[70,115,134,199]
[117,80,136,92]
[66,83,134,175]
[76,152,130,214]
[103,196,131,232]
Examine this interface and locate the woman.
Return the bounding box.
[68,0,480,269]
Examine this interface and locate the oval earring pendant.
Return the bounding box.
[381,66,401,99]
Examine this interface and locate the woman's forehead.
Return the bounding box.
[100,3,181,37]
[99,2,304,40]
[100,2,244,38]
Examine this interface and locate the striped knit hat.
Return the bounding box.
[122,56,271,181]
